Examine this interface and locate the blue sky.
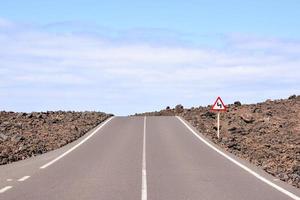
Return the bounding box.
[1,0,300,115]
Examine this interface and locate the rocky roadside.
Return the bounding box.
[136,95,300,189]
[0,111,112,165]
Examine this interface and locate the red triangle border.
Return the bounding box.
[211,96,227,112]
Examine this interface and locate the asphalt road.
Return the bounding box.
[1,116,300,200]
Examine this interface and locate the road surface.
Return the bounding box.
[0,116,299,200]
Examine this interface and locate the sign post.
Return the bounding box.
[211,97,227,139]
[217,112,220,138]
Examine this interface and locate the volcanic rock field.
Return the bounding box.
[0,111,112,165]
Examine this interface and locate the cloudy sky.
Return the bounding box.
[1,0,300,115]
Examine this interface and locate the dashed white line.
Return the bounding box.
[141,116,147,200]
[40,117,115,169]
[6,179,12,182]
[177,116,300,200]
[0,186,13,194]
[18,176,30,182]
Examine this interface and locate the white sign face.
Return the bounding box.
[211,97,226,111]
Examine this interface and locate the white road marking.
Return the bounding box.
[177,116,300,200]
[18,176,30,182]
[141,116,148,200]
[0,186,12,193]
[6,179,12,182]
[40,117,115,169]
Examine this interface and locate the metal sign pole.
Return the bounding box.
[217,112,220,139]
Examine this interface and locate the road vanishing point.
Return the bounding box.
[1,116,300,200]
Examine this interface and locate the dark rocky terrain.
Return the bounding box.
[137,95,300,188]
[0,111,112,165]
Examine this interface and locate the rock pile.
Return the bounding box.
[0,111,112,165]
[137,95,300,188]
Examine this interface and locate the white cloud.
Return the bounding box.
[0,18,299,114]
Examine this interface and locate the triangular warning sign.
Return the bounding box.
[211,97,226,111]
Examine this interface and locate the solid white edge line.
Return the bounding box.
[0,186,13,194]
[176,116,300,200]
[40,116,115,169]
[18,176,30,182]
[141,116,147,200]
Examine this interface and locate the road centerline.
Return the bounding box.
[141,116,148,200]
